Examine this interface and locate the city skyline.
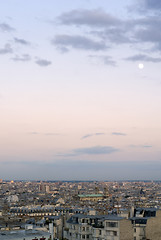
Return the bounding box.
[0,0,161,180]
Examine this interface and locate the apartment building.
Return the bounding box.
[64,214,133,240]
[131,208,161,240]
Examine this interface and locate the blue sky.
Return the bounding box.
[0,0,161,180]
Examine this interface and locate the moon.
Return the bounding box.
[138,63,144,69]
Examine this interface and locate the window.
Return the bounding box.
[106,222,118,228]
[113,231,117,236]
[99,230,102,235]
[106,230,117,236]
[82,235,85,239]
[106,230,111,236]
[72,225,75,230]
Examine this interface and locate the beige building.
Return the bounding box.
[102,216,133,240]
[146,209,161,240]
[131,208,161,240]
[64,214,133,240]
[78,194,104,201]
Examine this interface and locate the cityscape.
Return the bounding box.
[1,0,161,239]
[1,180,161,239]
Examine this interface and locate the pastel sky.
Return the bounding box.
[0,0,161,180]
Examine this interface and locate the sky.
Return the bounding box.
[0,0,161,180]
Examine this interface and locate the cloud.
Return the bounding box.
[57,9,130,46]
[11,54,31,62]
[57,8,133,47]
[130,144,152,148]
[112,132,127,136]
[91,28,131,44]
[100,56,116,66]
[35,58,52,67]
[0,44,13,54]
[143,0,161,10]
[143,145,153,148]
[14,38,30,45]
[128,0,161,14]
[44,133,60,136]
[73,146,119,155]
[125,54,161,63]
[28,132,60,136]
[81,134,93,139]
[89,55,116,66]
[55,7,161,55]
[81,132,105,139]
[52,34,107,51]
[135,23,161,42]
[95,132,105,136]
[57,46,69,53]
[57,9,121,28]
[0,23,15,32]
[28,132,39,135]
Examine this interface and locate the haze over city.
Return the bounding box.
[1,0,161,180]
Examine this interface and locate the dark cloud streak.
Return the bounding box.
[89,55,116,66]
[0,23,15,32]
[52,34,107,51]
[125,54,161,63]
[0,44,13,54]
[112,132,127,136]
[14,38,30,45]
[35,59,52,67]
[58,9,121,27]
[74,146,119,155]
[12,54,31,62]
[81,132,105,139]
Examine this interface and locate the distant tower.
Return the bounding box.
[130,206,135,218]
[104,187,109,198]
[46,185,50,193]
[95,186,99,194]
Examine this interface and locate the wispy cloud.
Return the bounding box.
[89,55,116,66]
[57,9,121,28]
[125,54,161,63]
[0,44,13,54]
[138,0,161,11]
[0,23,15,32]
[56,145,119,158]
[11,54,31,62]
[35,58,52,67]
[28,132,60,136]
[73,146,119,155]
[81,132,105,139]
[130,144,152,148]
[112,132,127,136]
[44,133,60,136]
[28,132,39,135]
[55,7,161,55]
[143,145,153,148]
[52,34,107,51]
[14,38,30,45]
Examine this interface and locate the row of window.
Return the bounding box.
[106,222,118,228]
[106,230,118,236]
[69,233,90,239]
